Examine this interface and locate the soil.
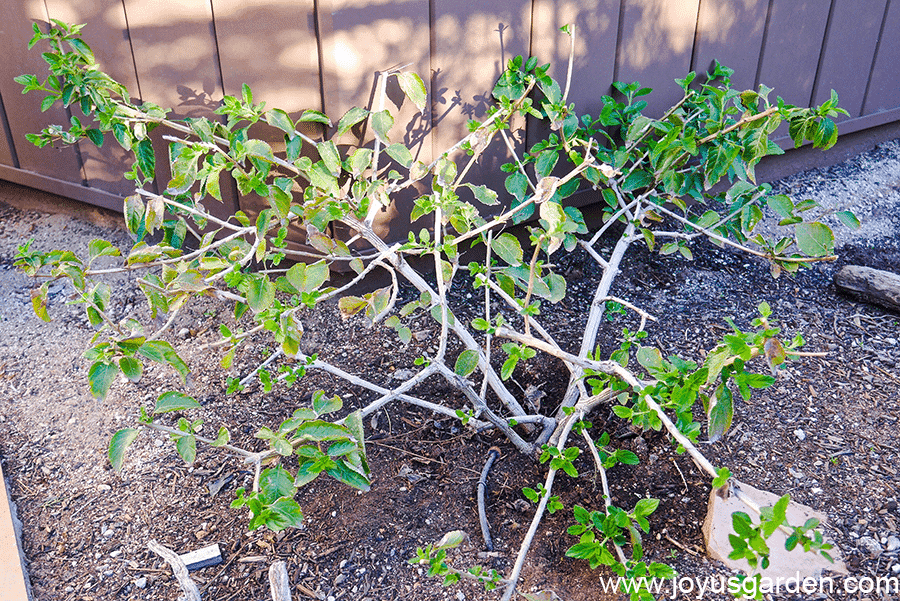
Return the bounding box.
[1,139,899,601]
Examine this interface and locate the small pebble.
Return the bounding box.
[97,484,111,492]
[886,535,900,552]
[858,536,882,558]
[110,549,122,557]
[892,564,900,574]
[793,429,806,441]
[457,592,466,601]
[134,576,147,589]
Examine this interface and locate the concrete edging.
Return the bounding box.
[0,457,32,601]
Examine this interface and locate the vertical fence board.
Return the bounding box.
[692,0,768,91]
[530,0,620,118]
[0,2,83,182]
[122,0,239,218]
[756,0,830,108]
[45,0,141,198]
[864,0,900,115]
[812,0,887,119]
[211,0,320,232]
[615,0,701,116]
[213,0,320,113]
[0,92,16,168]
[430,0,531,213]
[317,0,433,242]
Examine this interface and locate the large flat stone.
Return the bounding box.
[702,480,847,579]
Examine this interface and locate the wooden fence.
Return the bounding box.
[0,0,898,234]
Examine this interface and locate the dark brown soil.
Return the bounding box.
[0,141,899,601]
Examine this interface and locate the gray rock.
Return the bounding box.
[857,536,883,558]
[886,535,900,552]
[134,576,147,589]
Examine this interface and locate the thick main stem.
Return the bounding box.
[543,220,637,444]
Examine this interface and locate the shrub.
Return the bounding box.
[16,20,851,599]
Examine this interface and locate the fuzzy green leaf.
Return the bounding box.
[109,428,140,471]
[454,349,480,377]
[247,275,276,313]
[154,390,201,414]
[88,361,118,400]
[493,233,523,266]
[335,107,368,137]
[795,222,834,257]
[396,72,427,113]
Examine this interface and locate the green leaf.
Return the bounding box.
[247,275,276,313]
[263,497,304,531]
[317,140,342,177]
[396,72,427,113]
[109,428,140,471]
[707,385,733,442]
[836,210,860,230]
[371,110,393,144]
[335,107,368,137]
[622,169,652,192]
[118,356,142,383]
[434,530,468,550]
[30,283,50,322]
[493,233,523,266]
[294,420,353,442]
[767,194,794,219]
[633,497,660,517]
[794,222,834,257]
[454,349,480,377]
[348,147,373,177]
[243,139,275,162]
[535,149,558,178]
[505,172,529,201]
[123,194,145,238]
[154,391,201,414]
[312,392,342,415]
[384,143,413,168]
[176,434,197,463]
[286,260,329,293]
[88,361,118,400]
[211,427,230,447]
[326,461,370,491]
[135,138,155,181]
[260,466,296,501]
[298,109,331,126]
[265,108,295,134]
[763,495,789,537]
[138,340,190,383]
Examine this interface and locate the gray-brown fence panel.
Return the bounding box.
[812,0,888,120]
[45,0,142,197]
[756,0,830,108]
[0,4,84,182]
[530,0,620,118]
[692,0,768,92]
[615,0,701,116]
[122,0,240,219]
[317,0,433,242]
[0,0,898,220]
[430,0,531,215]
[864,0,900,116]
[210,0,321,228]
[527,0,619,207]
